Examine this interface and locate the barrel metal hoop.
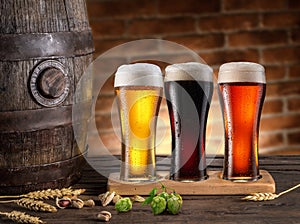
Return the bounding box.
[0,106,72,132]
[0,101,91,132]
[0,30,94,61]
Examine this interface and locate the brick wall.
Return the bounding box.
[86,0,300,155]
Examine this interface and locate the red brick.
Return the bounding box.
[288,0,300,9]
[127,17,195,36]
[166,34,225,50]
[94,39,131,55]
[112,40,162,57]
[87,0,156,19]
[265,65,286,81]
[259,132,284,148]
[263,147,300,155]
[95,113,118,131]
[95,95,116,114]
[287,97,300,111]
[131,53,207,67]
[261,114,300,131]
[198,14,259,32]
[224,0,287,11]
[123,60,168,72]
[90,20,126,38]
[291,28,300,43]
[263,12,300,28]
[200,49,259,66]
[158,0,220,15]
[288,131,300,145]
[98,131,121,153]
[94,72,115,96]
[228,30,287,47]
[262,46,300,64]
[262,99,283,114]
[289,64,300,78]
[95,82,114,97]
[92,57,128,95]
[87,132,119,155]
[267,80,300,97]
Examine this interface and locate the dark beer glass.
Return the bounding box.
[114,63,163,182]
[218,62,266,182]
[164,62,213,182]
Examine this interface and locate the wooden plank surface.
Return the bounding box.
[107,170,275,195]
[0,156,299,224]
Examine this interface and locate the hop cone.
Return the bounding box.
[167,193,182,215]
[158,192,170,201]
[150,196,166,215]
[115,197,132,212]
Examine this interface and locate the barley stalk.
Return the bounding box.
[0,210,45,224]
[0,198,57,213]
[0,187,86,200]
[242,183,300,201]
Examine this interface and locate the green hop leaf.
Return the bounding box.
[167,194,182,215]
[115,197,132,212]
[150,196,167,215]
[160,182,167,192]
[142,188,157,205]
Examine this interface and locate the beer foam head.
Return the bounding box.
[218,62,266,84]
[114,63,163,87]
[165,62,213,82]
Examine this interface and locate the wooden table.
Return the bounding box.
[1,156,299,223]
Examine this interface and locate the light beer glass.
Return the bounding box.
[114,63,163,182]
[164,62,213,182]
[218,62,266,182]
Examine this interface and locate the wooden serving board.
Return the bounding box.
[107,170,275,195]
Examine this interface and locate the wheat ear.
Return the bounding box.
[0,198,57,213]
[0,187,86,200]
[0,210,45,224]
[243,183,300,201]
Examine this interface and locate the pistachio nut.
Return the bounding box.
[97,211,112,222]
[71,198,84,209]
[112,194,122,204]
[84,199,95,207]
[99,191,116,206]
[130,195,145,203]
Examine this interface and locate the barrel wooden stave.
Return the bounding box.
[0,0,90,34]
[0,0,93,194]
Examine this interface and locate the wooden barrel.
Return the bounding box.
[0,0,94,194]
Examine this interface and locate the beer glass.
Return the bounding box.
[164,62,213,182]
[114,63,163,182]
[218,62,266,182]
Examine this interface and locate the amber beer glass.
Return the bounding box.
[114,63,163,182]
[218,62,266,182]
[165,62,213,182]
